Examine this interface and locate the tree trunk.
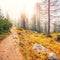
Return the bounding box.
[48,0,50,34]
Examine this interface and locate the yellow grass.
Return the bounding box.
[17,28,60,60]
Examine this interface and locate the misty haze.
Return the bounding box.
[0,0,60,60]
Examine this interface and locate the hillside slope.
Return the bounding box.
[17,28,60,60]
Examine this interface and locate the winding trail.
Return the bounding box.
[0,27,25,60]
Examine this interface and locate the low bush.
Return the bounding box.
[0,18,12,34]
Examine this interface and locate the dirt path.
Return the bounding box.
[0,27,25,60]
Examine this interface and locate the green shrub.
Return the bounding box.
[0,18,12,34]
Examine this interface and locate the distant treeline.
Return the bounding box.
[16,2,60,33]
[17,12,60,33]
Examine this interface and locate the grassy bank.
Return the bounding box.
[17,28,60,60]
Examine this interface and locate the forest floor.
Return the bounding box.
[17,28,60,60]
[0,27,60,60]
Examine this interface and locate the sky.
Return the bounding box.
[0,0,44,20]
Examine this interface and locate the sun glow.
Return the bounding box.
[0,0,43,20]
